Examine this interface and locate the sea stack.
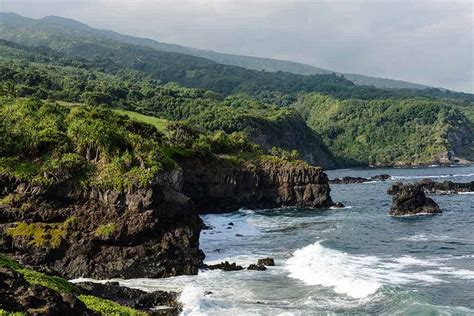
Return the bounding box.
[387,182,441,216]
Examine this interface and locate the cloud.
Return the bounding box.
[1,0,473,92]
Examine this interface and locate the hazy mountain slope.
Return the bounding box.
[293,93,474,166]
[0,12,428,90]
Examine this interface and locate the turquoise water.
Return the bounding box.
[90,166,474,315]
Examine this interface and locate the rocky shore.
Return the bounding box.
[387,182,441,216]
[0,157,338,279]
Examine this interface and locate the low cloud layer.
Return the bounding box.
[2,0,473,92]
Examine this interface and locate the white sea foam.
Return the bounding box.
[458,192,474,195]
[285,241,474,299]
[330,205,353,209]
[179,286,206,316]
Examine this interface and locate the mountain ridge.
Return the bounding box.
[0,12,431,91]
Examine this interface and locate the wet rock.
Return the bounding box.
[333,202,345,208]
[235,234,243,237]
[0,267,95,315]
[418,179,474,195]
[228,222,234,226]
[76,281,180,314]
[330,174,391,184]
[247,264,267,271]
[257,258,275,266]
[387,182,441,216]
[206,261,244,271]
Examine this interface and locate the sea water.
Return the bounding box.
[80,165,474,315]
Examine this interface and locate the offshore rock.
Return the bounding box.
[387,182,441,216]
[330,174,390,184]
[257,258,275,266]
[206,261,244,271]
[247,264,267,271]
[178,157,336,213]
[418,179,474,195]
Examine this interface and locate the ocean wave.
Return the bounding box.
[391,173,474,180]
[285,241,474,299]
[330,205,353,210]
[179,286,206,316]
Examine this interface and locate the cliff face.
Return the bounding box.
[0,158,337,279]
[243,113,338,169]
[0,171,204,279]
[178,158,336,213]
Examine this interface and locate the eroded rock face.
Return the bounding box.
[178,158,336,213]
[0,170,204,279]
[0,267,95,315]
[387,182,441,216]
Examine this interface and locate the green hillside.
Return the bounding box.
[2,13,431,90]
[293,94,474,166]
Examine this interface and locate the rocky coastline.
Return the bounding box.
[0,156,340,314]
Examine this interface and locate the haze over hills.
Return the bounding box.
[0,12,430,90]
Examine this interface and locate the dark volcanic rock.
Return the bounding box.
[0,169,204,279]
[76,281,180,315]
[247,264,267,271]
[330,174,391,184]
[418,179,474,194]
[0,267,95,315]
[387,182,441,216]
[178,158,337,213]
[257,258,275,266]
[206,261,244,271]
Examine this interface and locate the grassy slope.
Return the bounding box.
[112,109,168,133]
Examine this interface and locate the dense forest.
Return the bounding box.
[0,13,473,168]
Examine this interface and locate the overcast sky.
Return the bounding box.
[1,0,473,92]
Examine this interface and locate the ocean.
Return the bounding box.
[79,165,474,315]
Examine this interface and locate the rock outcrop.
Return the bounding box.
[178,157,337,213]
[387,182,441,216]
[76,281,180,315]
[0,267,95,315]
[0,171,204,279]
[330,174,390,184]
[205,261,244,271]
[418,179,474,194]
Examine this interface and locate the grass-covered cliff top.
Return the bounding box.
[0,97,308,191]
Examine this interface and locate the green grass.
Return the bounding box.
[112,109,169,133]
[78,295,146,316]
[56,101,168,134]
[0,254,145,315]
[95,223,116,238]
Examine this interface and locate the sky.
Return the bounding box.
[1,0,473,92]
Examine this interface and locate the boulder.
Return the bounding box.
[206,261,244,271]
[257,258,275,266]
[247,264,267,271]
[387,182,441,216]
